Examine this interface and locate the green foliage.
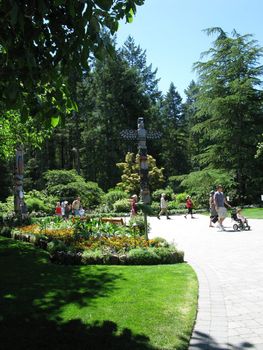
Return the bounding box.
[159,83,189,177]
[0,196,14,216]
[127,247,184,265]
[190,28,263,203]
[102,189,129,210]
[174,169,236,207]
[44,170,104,208]
[0,1,144,128]
[24,190,58,214]
[116,152,164,194]
[26,198,49,214]
[151,187,175,201]
[47,240,68,256]
[112,198,130,213]
[129,215,150,236]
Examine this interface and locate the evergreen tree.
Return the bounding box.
[121,36,161,104]
[159,83,188,177]
[192,28,263,202]
[79,42,151,189]
[183,80,202,170]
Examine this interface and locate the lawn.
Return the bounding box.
[0,236,198,350]
[203,207,263,219]
[240,207,263,219]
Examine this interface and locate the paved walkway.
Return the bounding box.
[148,214,263,350]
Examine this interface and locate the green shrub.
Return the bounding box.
[127,248,160,265]
[127,246,184,265]
[43,169,105,208]
[0,226,12,237]
[0,196,15,216]
[25,190,58,214]
[26,197,50,213]
[102,190,128,210]
[47,240,68,255]
[129,215,150,236]
[154,247,184,264]
[149,237,169,248]
[152,187,174,202]
[113,198,130,213]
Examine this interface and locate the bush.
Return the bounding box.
[149,237,169,248]
[0,196,15,216]
[26,197,50,213]
[152,187,174,202]
[154,247,184,264]
[127,247,184,265]
[102,189,128,210]
[113,198,130,213]
[25,190,58,214]
[43,169,105,208]
[47,240,68,255]
[129,215,150,236]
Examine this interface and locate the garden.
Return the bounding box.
[2,215,184,265]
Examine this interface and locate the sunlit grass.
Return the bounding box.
[0,236,198,350]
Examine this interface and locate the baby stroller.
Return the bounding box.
[231,208,250,231]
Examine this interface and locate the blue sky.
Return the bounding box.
[116,0,263,100]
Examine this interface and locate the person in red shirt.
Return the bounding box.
[55,202,62,216]
[184,196,194,219]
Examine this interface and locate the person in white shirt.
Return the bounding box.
[157,193,170,219]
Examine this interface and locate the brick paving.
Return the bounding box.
[148,214,263,350]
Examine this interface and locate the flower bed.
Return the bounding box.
[6,216,184,265]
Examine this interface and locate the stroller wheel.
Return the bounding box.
[233,224,239,231]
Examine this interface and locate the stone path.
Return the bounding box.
[148,214,263,350]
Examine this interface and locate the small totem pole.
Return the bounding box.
[14,145,27,218]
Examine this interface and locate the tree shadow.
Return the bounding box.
[0,317,158,350]
[0,237,192,350]
[190,330,256,350]
[0,238,143,349]
[0,238,120,317]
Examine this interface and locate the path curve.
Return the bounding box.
[148,214,263,350]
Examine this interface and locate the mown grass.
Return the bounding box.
[203,207,263,219]
[239,207,263,219]
[0,236,198,350]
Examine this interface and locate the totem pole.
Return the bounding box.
[121,117,161,239]
[14,145,27,218]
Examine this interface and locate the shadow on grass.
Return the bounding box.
[0,238,158,349]
[0,237,191,350]
[1,317,157,350]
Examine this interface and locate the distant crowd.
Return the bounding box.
[55,196,85,219]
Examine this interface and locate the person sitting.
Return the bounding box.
[236,208,248,225]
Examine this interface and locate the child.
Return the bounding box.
[236,208,248,224]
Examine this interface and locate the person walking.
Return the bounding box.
[184,196,194,219]
[209,190,218,227]
[214,185,231,231]
[157,193,170,219]
[130,194,138,217]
